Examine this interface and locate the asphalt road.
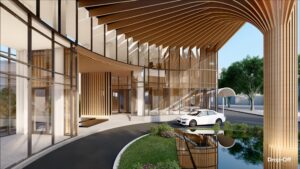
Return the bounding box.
[222,109,263,126]
[24,110,265,169]
[24,123,156,169]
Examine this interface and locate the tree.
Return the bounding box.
[219,56,263,111]
[0,87,16,119]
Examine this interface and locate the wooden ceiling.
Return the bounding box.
[79,0,293,50]
[77,46,141,74]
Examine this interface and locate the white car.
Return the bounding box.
[177,109,226,127]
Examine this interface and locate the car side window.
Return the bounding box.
[198,111,208,116]
[208,111,216,115]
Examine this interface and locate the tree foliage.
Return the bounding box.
[219,56,263,110]
[0,87,16,118]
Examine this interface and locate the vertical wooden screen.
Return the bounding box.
[80,72,111,118]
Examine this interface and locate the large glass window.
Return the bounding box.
[2,0,28,20]
[169,70,180,115]
[149,45,158,68]
[105,28,117,60]
[31,30,53,153]
[159,70,169,115]
[54,42,72,143]
[0,5,28,169]
[128,38,138,65]
[1,2,78,168]
[78,8,91,49]
[160,47,169,70]
[40,0,58,30]
[92,20,105,55]
[18,0,36,15]
[148,69,159,115]
[117,34,127,63]
[139,43,148,66]
[61,0,76,41]
[170,47,179,70]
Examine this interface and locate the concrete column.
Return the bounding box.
[263,1,298,168]
[135,70,144,116]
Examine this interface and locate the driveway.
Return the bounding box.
[24,110,264,169]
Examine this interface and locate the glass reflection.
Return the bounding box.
[175,126,267,169]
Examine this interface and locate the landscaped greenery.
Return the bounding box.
[118,134,178,169]
[219,56,263,110]
[150,123,174,138]
[212,122,221,133]
[119,122,300,169]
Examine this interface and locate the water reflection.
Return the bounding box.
[175,127,266,169]
[217,134,235,148]
[175,129,218,169]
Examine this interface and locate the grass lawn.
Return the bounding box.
[118,135,178,169]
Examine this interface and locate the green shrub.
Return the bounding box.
[150,123,174,137]
[150,126,160,135]
[249,125,263,136]
[223,121,233,131]
[234,123,249,132]
[212,122,220,133]
[158,123,173,132]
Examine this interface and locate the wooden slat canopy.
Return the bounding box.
[79,0,294,50]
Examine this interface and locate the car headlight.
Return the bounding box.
[181,118,188,120]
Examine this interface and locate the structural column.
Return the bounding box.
[263,1,298,168]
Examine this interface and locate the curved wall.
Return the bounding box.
[0,0,218,168]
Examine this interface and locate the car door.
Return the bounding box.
[207,110,218,124]
[196,111,210,125]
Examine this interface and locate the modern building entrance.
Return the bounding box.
[0,0,298,169]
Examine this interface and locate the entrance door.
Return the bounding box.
[119,89,129,113]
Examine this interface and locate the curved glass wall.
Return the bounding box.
[0,1,77,168]
[0,0,218,168]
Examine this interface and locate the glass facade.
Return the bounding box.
[0,0,218,168]
[140,48,217,116]
[0,1,77,168]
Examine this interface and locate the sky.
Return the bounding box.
[218,3,300,69]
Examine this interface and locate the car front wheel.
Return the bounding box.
[216,119,222,125]
[189,120,197,127]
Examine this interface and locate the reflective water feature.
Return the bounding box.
[175,126,299,169]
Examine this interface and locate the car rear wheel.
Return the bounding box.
[216,119,222,125]
[189,120,197,127]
